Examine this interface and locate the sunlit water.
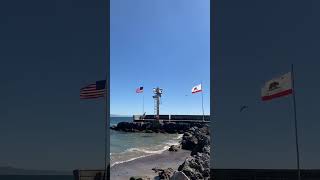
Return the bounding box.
[110,117,182,166]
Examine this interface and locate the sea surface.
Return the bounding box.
[0,175,73,180]
[110,117,183,167]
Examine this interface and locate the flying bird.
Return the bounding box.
[240,105,249,112]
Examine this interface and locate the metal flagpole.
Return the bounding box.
[291,64,301,180]
[201,82,205,121]
[104,0,110,178]
[103,81,109,180]
[143,92,145,115]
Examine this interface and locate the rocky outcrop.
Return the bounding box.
[152,167,174,180]
[178,126,211,180]
[168,145,180,152]
[181,126,210,155]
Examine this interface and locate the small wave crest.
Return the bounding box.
[111,154,155,167]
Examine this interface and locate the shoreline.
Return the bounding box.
[110,149,191,180]
[110,132,183,167]
[111,122,211,179]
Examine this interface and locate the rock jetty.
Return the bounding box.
[110,121,205,134]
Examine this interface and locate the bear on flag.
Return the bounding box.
[261,72,293,101]
[192,84,202,94]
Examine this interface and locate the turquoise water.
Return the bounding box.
[110,117,183,166]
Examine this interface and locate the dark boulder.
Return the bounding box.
[191,134,210,156]
[129,176,151,180]
[168,145,180,152]
[152,168,174,180]
[181,136,198,150]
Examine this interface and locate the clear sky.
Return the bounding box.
[110,0,210,115]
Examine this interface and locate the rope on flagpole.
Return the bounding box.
[292,64,301,180]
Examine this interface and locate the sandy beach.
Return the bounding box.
[110,149,191,180]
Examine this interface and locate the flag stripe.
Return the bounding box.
[80,95,104,99]
[80,89,105,94]
[262,89,293,101]
[192,89,202,94]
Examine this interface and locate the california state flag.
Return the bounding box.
[261,72,293,101]
[192,84,202,94]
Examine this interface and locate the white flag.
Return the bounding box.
[192,84,202,94]
[261,72,293,101]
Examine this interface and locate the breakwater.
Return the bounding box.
[110,121,205,134]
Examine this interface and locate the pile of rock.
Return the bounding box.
[178,126,211,180]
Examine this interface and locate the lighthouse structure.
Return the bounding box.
[153,87,163,120]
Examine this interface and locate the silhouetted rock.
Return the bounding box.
[129,176,151,180]
[170,171,190,180]
[168,145,180,152]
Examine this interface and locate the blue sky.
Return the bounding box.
[110,0,210,115]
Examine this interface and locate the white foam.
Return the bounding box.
[110,154,154,167]
[125,145,170,154]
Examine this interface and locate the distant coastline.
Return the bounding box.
[0,166,71,175]
[110,114,131,117]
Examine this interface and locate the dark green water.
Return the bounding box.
[0,175,73,180]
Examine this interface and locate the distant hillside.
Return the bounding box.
[0,166,71,175]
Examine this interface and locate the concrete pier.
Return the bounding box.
[133,114,210,124]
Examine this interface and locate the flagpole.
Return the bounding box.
[143,90,145,115]
[201,82,205,121]
[292,64,301,180]
[104,0,110,178]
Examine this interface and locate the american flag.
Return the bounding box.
[80,80,106,99]
[136,86,144,93]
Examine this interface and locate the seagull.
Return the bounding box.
[240,105,249,112]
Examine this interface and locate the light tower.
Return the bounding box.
[153,87,163,120]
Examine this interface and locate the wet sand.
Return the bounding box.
[110,149,191,180]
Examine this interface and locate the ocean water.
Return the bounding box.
[110,117,183,166]
[0,175,73,180]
